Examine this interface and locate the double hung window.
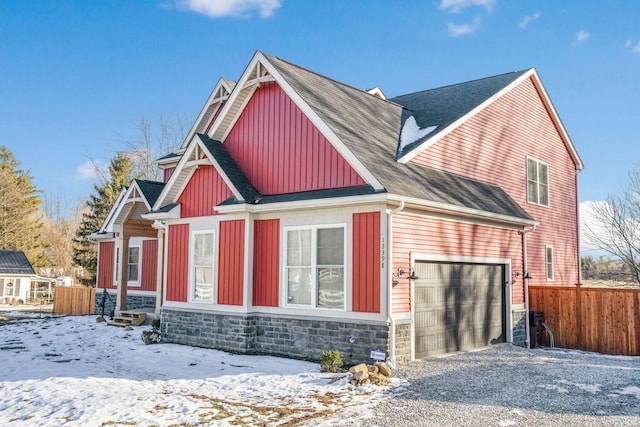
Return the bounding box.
[127,246,140,282]
[285,225,345,309]
[192,231,214,302]
[527,157,549,206]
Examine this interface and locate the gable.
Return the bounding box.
[409,76,575,208]
[224,81,366,195]
[177,165,233,217]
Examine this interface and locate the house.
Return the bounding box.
[92,51,583,365]
[0,250,53,304]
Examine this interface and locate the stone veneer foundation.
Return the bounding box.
[94,290,156,316]
[160,308,390,365]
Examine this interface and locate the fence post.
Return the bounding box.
[575,283,582,349]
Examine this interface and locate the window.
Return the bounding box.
[285,225,345,309]
[527,157,549,206]
[191,231,214,302]
[127,246,140,282]
[545,246,554,281]
[0,278,20,297]
[114,247,120,283]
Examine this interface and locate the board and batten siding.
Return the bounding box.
[224,81,366,195]
[177,165,233,218]
[392,212,523,313]
[166,224,189,302]
[352,212,381,313]
[218,219,245,306]
[163,167,175,183]
[252,219,280,307]
[410,76,579,287]
[140,239,158,292]
[97,241,115,290]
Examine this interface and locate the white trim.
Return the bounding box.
[188,229,216,304]
[281,223,347,311]
[141,204,181,220]
[545,245,554,281]
[409,254,513,361]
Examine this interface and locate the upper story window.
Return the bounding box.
[127,246,140,283]
[527,157,549,207]
[545,245,554,281]
[191,231,215,302]
[284,225,345,309]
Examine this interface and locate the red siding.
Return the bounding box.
[178,165,233,218]
[166,224,189,302]
[253,219,280,307]
[141,239,158,292]
[224,81,366,194]
[163,167,175,183]
[218,219,245,305]
[392,213,523,313]
[97,241,115,290]
[410,76,579,288]
[352,212,381,313]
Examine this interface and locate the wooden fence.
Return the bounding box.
[53,286,96,315]
[529,285,640,356]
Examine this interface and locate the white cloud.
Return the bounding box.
[76,160,101,180]
[576,29,590,43]
[447,18,480,37]
[439,0,495,13]
[177,0,281,19]
[519,11,540,29]
[633,41,640,54]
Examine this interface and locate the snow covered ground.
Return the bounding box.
[0,313,394,426]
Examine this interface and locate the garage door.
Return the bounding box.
[414,262,505,358]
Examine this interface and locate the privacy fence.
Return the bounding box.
[529,285,640,356]
[53,286,96,315]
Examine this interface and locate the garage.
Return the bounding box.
[414,261,505,358]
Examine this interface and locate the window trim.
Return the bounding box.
[127,245,141,285]
[281,223,347,310]
[545,245,554,281]
[188,229,216,304]
[527,157,550,207]
[114,246,120,285]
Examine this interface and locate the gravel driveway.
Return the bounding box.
[342,345,640,426]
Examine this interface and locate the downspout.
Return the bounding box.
[386,200,405,368]
[521,224,537,349]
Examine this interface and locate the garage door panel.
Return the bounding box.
[414,261,504,358]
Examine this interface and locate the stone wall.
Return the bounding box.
[94,290,155,315]
[394,321,412,365]
[161,308,390,365]
[512,309,527,347]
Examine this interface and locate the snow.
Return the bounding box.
[0,315,394,426]
[399,116,437,150]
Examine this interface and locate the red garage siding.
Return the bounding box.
[97,241,115,290]
[178,165,233,218]
[253,219,280,307]
[392,212,523,313]
[224,81,365,195]
[166,224,189,302]
[352,212,381,313]
[410,76,579,288]
[141,239,158,292]
[218,219,245,305]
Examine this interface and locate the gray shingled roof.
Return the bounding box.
[390,70,530,158]
[264,53,533,222]
[135,179,165,208]
[0,250,35,275]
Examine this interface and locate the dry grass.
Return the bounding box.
[581,280,640,289]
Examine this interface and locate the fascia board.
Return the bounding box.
[214,193,389,214]
[141,205,181,220]
[386,194,539,229]
[152,137,202,210]
[398,70,535,165]
[100,188,127,233]
[180,79,233,150]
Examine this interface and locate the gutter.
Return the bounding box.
[386,201,405,368]
[521,224,537,348]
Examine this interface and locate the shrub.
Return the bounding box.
[320,350,344,372]
[141,321,161,345]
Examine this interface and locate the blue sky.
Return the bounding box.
[1,0,639,214]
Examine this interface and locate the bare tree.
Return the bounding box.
[119,115,189,181]
[583,171,640,284]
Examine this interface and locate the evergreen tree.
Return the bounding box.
[0,146,46,266]
[73,152,138,285]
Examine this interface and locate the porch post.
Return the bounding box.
[116,235,129,312]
